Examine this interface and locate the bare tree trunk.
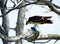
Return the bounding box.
[15,1,26,44]
[1,0,10,44]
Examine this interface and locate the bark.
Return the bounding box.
[1,0,10,44]
[1,7,10,44]
[1,33,60,42]
[37,34,60,40]
[0,0,60,17]
[0,33,23,42]
[0,26,60,42]
[15,1,26,44]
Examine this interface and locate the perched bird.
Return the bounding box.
[25,16,53,42]
[31,24,39,34]
[25,24,39,42]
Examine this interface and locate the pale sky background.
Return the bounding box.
[0,0,60,44]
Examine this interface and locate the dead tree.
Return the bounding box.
[0,0,10,44]
[0,0,60,44]
[15,0,26,44]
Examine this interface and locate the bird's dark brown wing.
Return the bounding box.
[26,16,53,25]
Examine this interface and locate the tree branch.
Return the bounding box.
[1,0,60,17]
[0,26,24,42]
[36,0,60,15]
[0,27,60,42]
[37,34,60,40]
[10,0,16,7]
[45,2,60,15]
[15,0,24,7]
[0,33,23,42]
[0,2,36,17]
[53,4,60,9]
[1,34,60,42]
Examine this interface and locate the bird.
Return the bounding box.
[25,16,53,42]
[26,16,53,25]
[25,24,39,42]
[31,24,39,34]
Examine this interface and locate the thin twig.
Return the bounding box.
[0,2,36,17]
[54,40,58,44]
[10,0,16,7]
[15,0,24,7]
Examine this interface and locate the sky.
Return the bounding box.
[0,0,60,44]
